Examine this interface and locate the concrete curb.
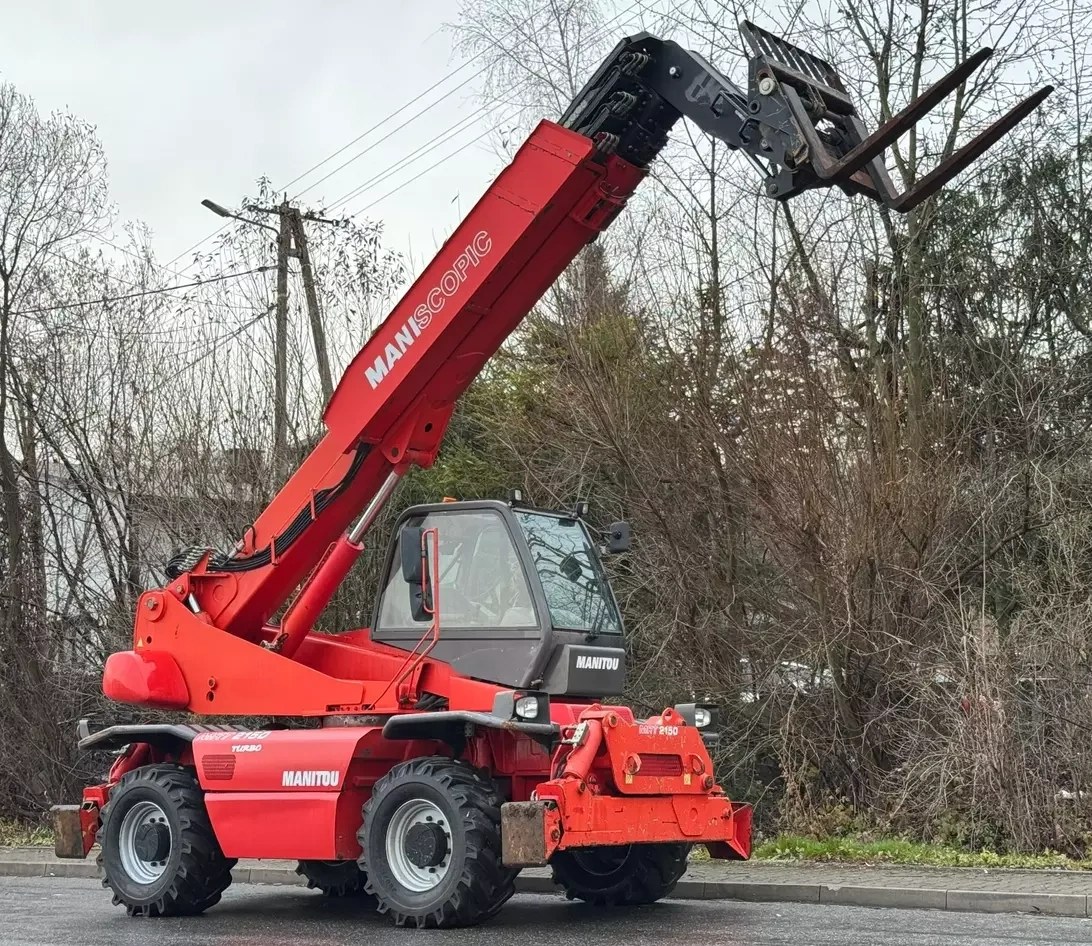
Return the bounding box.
[4,860,1089,917]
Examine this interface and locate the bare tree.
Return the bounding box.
[451,0,608,143]
[0,82,108,634]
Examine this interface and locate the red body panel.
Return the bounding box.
[192,726,402,859]
[191,728,364,792]
[599,706,715,795]
[538,785,751,855]
[204,792,365,860]
[117,590,511,716]
[102,649,189,709]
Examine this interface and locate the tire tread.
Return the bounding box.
[295,859,375,900]
[100,763,235,917]
[551,842,690,906]
[358,757,515,928]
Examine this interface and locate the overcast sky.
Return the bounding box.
[0,0,519,278]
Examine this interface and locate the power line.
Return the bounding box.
[171,0,653,277]
[164,211,268,270]
[289,73,488,203]
[283,2,575,199]
[161,76,495,270]
[83,233,271,314]
[283,62,489,195]
[43,247,191,306]
[46,244,267,315]
[16,305,268,341]
[161,2,580,270]
[86,231,187,280]
[12,266,274,316]
[324,111,484,213]
[20,240,260,344]
[41,232,266,317]
[144,309,272,394]
[338,0,652,220]
[351,124,500,218]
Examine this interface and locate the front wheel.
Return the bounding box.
[358,757,514,928]
[99,763,235,917]
[551,843,691,906]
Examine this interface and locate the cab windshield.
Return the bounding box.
[376,510,537,630]
[514,511,622,634]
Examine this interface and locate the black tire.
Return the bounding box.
[296,859,375,900]
[358,757,514,928]
[551,843,690,906]
[99,763,235,917]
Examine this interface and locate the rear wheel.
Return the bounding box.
[296,859,375,900]
[551,843,690,906]
[358,757,514,928]
[99,763,235,917]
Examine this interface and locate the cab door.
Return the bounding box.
[370,504,549,688]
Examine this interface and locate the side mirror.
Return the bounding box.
[399,525,432,622]
[606,521,630,554]
[400,525,424,585]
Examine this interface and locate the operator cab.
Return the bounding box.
[371,498,629,697]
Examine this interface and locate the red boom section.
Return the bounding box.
[188,122,645,639]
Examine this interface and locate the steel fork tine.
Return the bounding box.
[820,48,995,183]
[892,85,1054,211]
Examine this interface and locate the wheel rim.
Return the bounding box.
[117,800,172,885]
[385,798,451,892]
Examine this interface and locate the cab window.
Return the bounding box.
[514,511,622,634]
[376,510,537,630]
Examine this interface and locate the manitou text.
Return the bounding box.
[281,769,341,787]
[575,655,620,670]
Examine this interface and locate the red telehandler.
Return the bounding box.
[53,21,1049,928]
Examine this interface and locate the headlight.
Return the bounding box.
[673,701,718,731]
[492,689,549,723]
[515,696,541,719]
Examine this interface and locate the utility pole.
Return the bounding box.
[287,208,334,405]
[200,197,342,476]
[274,205,290,469]
[240,201,341,407]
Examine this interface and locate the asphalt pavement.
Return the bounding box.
[2,876,1092,946]
[9,844,1092,917]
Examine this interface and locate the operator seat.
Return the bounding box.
[465,522,535,627]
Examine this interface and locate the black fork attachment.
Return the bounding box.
[562,21,1053,213]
